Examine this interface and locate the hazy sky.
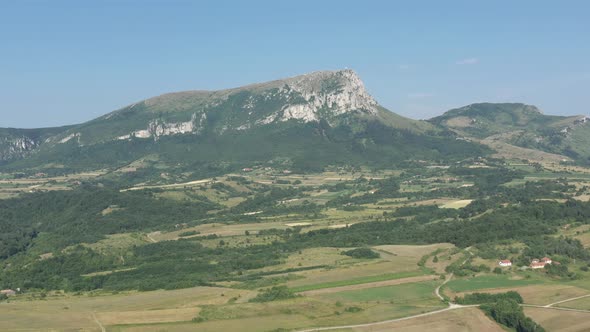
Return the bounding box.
[1,0,589,128]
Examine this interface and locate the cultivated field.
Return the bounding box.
[0,243,456,331]
[0,286,254,331]
[451,283,590,306]
[329,307,505,332]
[524,307,590,332]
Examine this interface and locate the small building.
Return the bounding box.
[242,168,253,172]
[499,260,512,267]
[0,289,16,296]
[530,256,552,269]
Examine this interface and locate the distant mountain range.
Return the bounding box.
[1,70,587,179]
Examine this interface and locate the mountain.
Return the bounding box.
[430,103,590,162]
[0,70,484,180]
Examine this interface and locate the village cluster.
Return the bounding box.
[498,257,558,269]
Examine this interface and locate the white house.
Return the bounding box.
[499,260,512,267]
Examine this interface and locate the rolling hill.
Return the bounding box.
[430,103,590,163]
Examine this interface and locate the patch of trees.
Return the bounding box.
[249,286,298,302]
[522,237,589,261]
[0,226,37,259]
[0,239,288,292]
[229,187,305,214]
[455,291,523,305]
[442,252,491,276]
[475,243,519,260]
[6,197,590,292]
[0,186,220,257]
[481,299,545,332]
[297,200,590,249]
[449,166,524,192]
[544,263,576,279]
[178,230,200,237]
[341,248,380,259]
[326,177,402,207]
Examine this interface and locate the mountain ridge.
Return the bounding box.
[0,69,430,161]
[5,71,589,178]
[0,69,488,180]
[431,102,590,162]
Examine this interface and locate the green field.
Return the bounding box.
[324,280,441,303]
[445,275,544,293]
[291,270,426,293]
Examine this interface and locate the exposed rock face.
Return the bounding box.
[561,115,590,134]
[263,69,379,123]
[118,113,204,141]
[0,136,39,160]
[59,132,81,144]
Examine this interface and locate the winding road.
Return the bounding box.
[296,249,476,332]
[292,248,590,332]
[295,304,478,332]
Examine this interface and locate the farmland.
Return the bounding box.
[4,160,590,331]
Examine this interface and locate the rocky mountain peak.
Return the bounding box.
[258,69,379,124]
[50,69,385,144]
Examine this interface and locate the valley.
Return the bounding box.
[3,157,590,331]
[2,71,590,331]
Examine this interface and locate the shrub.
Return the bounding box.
[342,248,380,259]
[455,291,523,305]
[178,230,200,237]
[249,286,298,303]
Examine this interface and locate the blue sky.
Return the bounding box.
[1,0,589,128]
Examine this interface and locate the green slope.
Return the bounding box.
[0,70,486,178]
[431,103,590,162]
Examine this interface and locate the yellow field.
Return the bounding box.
[451,284,590,305]
[262,247,358,272]
[574,231,590,247]
[375,243,455,258]
[331,307,504,332]
[0,171,105,198]
[554,295,590,310]
[284,244,453,289]
[524,307,590,332]
[114,296,445,332]
[151,221,290,241]
[300,275,437,296]
[0,242,461,332]
[0,281,449,332]
[97,307,200,325]
[440,199,473,209]
[0,286,254,332]
[81,233,147,254]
